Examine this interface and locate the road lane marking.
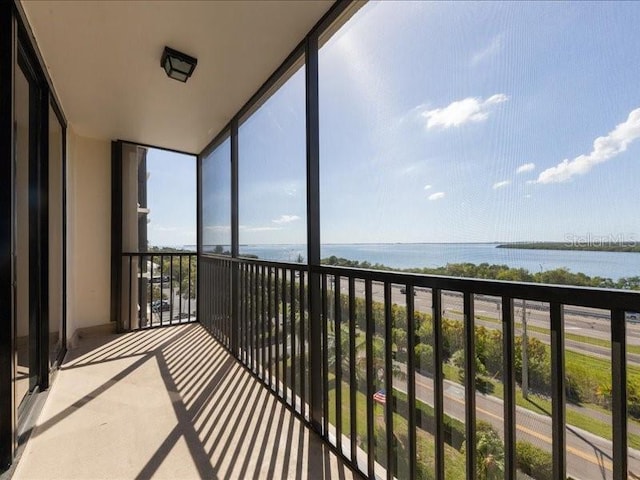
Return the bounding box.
[414,376,614,472]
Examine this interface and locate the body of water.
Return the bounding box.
[227,243,640,280]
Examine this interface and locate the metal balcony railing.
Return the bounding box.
[121,252,197,330]
[199,254,640,480]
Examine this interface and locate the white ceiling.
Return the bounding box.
[21,0,334,153]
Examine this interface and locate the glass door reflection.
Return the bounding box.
[14,59,39,409]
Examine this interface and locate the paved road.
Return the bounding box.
[332,278,640,363]
[391,367,639,480]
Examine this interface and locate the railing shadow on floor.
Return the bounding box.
[20,324,358,480]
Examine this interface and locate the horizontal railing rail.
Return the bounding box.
[199,253,640,480]
[121,252,197,330]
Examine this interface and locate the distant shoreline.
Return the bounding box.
[497,242,640,253]
[183,241,640,254]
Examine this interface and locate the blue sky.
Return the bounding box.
[194,2,640,248]
[146,149,196,247]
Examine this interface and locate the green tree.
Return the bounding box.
[514,336,551,394]
[476,427,504,480]
[415,343,434,374]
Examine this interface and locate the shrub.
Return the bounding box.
[515,441,552,480]
[442,318,465,360]
[394,389,467,450]
[565,365,596,404]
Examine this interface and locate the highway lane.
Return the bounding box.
[330,278,640,363]
[402,369,637,480]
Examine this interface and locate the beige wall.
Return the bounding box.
[66,129,112,343]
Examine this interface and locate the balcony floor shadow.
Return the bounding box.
[12,323,357,480]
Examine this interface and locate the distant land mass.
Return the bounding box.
[497,242,640,253]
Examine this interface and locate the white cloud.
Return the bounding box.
[492,180,511,189]
[428,192,445,201]
[471,35,503,66]
[516,163,535,174]
[536,107,640,184]
[424,184,432,190]
[422,94,508,129]
[272,215,301,224]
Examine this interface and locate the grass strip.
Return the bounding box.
[468,311,640,355]
[442,362,640,450]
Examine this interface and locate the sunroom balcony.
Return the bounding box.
[6,1,640,479]
[9,253,640,480]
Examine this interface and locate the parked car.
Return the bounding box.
[626,311,640,324]
[151,300,171,312]
[150,275,170,284]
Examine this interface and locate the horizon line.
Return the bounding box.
[167,240,572,248]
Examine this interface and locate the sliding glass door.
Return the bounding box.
[1,5,66,469]
[14,55,39,411]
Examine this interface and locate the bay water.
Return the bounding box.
[231,243,640,281]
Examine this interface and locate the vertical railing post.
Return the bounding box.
[230,119,239,356]
[348,278,357,463]
[611,308,627,480]
[432,288,443,480]
[463,292,477,480]
[335,275,343,455]
[405,285,418,478]
[274,268,280,396]
[305,32,322,433]
[188,254,193,324]
[383,283,394,480]
[502,297,516,479]
[290,269,296,407]
[300,270,307,415]
[550,302,566,480]
[322,274,329,434]
[280,269,287,398]
[365,279,374,478]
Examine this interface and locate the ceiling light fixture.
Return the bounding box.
[161,46,197,83]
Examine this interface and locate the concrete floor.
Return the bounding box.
[13,323,357,480]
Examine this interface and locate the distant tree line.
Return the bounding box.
[497,241,640,253]
[321,256,640,290]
